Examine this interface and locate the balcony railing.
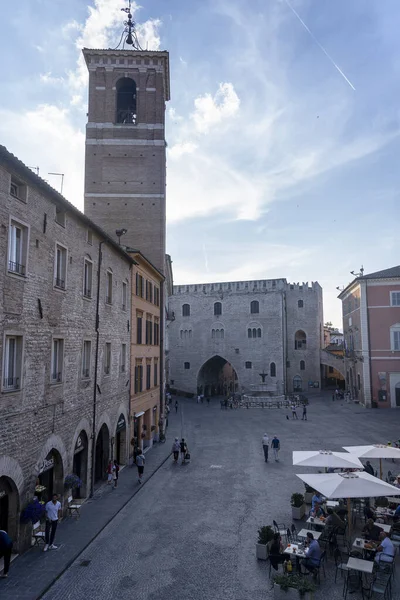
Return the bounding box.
[3,376,20,390]
[51,372,62,383]
[8,260,25,276]
[55,277,65,289]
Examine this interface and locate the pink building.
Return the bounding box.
[338,266,400,408]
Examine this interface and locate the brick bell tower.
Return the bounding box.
[83,3,170,273]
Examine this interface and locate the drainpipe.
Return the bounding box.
[159,280,165,433]
[90,240,104,498]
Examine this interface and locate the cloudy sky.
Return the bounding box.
[1,0,400,327]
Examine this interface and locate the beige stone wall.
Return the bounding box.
[129,253,162,451]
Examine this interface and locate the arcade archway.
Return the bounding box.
[95,424,110,482]
[197,355,238,396]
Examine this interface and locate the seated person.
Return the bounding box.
[309,502,324,519]
[302,532,321,579]
[394,505,400,518]
[312,492,326,513]
[374,531,395,564]
[325,508,345,534]
[394,477,400,489]
[364,504,377,521]
[362,519,383,542]
[268,532,290,571]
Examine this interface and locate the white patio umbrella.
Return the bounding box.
[293,450,364,469]
[343,444,400,479]
[296,471,400,535]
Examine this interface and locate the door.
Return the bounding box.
[0,494,9,531]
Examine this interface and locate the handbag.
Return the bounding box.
[185,452,191,460]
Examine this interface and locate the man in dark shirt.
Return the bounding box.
[0,530,13,578]
[362,519,383,542]
[364,461,374,476]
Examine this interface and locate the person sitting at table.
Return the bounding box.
[325,508,345,535]
[394,476,400,489]
[268,532,290,571]
[309,502,324,519]
[364,504,377,521]
[364,461,374,476]
[301,532,321,580]
[374,531,395,564]
[312,492,325,510]
[362,519,383,542]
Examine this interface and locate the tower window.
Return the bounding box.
[182,303,190,317]
[245,361,252,369]
[214,302,222,316]
[298,300,303,308]
[250,300,259,314]
[270,362,276,377]
[184,362,190,370]
[116,78,137,124]
[300,360,305,371]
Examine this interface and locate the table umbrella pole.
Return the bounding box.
[380,458,382,480]
[347,498,352,537]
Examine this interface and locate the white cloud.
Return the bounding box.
[0,105,85,208]
[40,72,65,85]
[168,142,198,159]
[192,83,240,134]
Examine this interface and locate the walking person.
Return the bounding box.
[180,438,188,465]
[112,459,119,489]
[206,397,210,406]
[302,404,307,421]
[172,438,180,463]
[136,449,145,484]
[175,400,179,413]
[43,494,62,552]
[0,530,13,578]
[271,436,280,462]
[262,433,269,462]
[106,460,113,485]
[291,403,298,419]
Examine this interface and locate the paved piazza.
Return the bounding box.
[43,393,400,600]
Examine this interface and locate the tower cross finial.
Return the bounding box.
[115,0,143,50]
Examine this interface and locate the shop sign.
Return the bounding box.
[74,435,85,455]
[39,456,54,474]
[0,490,6,499]
[116,414,126,432]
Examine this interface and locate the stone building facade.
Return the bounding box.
[0,146,132,551]
[128,250,163,450]
[168,279,323,396]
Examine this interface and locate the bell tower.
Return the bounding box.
[82,6,170,273]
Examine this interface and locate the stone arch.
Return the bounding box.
[0,456,24,495]
[70,417,91,460]
[113,404,129,466]
[197,355,239,397]
[33,434,68,479]
[96,411,113,438]
[115,77,137,124]
[70,418,91,499]
[0,475,20,542]
[294,330,307,349]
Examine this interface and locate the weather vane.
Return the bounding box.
[114,0,143,50]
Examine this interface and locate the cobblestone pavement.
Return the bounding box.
[3,393,400,600]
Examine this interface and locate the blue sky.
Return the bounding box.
[1,0,400,327]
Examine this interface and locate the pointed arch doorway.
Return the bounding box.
[197,355,239,396]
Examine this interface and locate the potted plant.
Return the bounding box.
[291,493,306,520]
[273,574,316,599]
[20,498,45,524]
[64,474,82,491]
[256,525,274,560]
[304,483,314,505]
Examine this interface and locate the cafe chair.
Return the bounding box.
[362,571,391,600]
[333,548,350,583]
[273,520,287,541]
[313,550,326,584]
[290,524,299,543]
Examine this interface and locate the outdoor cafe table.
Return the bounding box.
[306,517,326,529]
[386,496,400,505]
[345,557,374,598]
[297,529,322,540]
[326,500,339,508]
[374,522,391,533]
[376,508,395,518]
[284,543,307,573]
[352,538,378,558]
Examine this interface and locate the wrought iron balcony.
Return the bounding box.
[8,260,25,276]
[3,376,20,390]
[55,277,65,289]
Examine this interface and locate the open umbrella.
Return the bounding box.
[296,471,400,535]
[293,450,363,469]
[343,444,400,479]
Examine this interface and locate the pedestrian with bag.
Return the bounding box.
[175,400,179,413]
[271,436,280,462]
[172,438,180,463]
[302,404,307,421]
[180,438,188,464]
[136,449,145,484]
[112,459,119,489]
[262,433,269,462]
[106,460,113,485]
[43,494,62,552]
[0,530,13,578]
